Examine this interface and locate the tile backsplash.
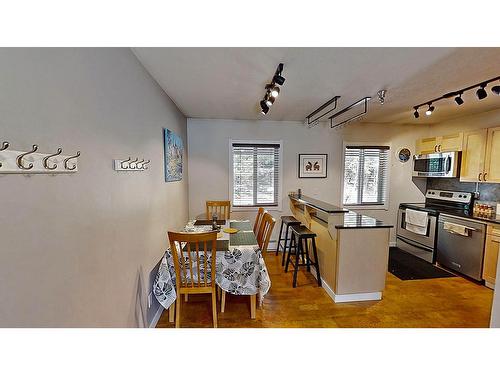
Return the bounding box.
[427,178,500,202]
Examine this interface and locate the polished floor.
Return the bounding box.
[156,251,494,328]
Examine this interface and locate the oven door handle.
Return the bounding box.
[397,236,433,253]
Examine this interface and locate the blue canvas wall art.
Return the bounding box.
[163,128,183,182]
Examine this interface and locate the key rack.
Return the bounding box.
[113,157,150,172]
[0,141,80,174]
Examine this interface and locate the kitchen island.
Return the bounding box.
[289,193,393,302]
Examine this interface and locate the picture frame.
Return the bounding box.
[163,128,183,182]
[298,153,328,178]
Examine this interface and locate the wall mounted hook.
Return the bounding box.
[16,144,38,170]
[63,151,80,170]
[0,141,9,168]
[142,160,151,169]
[42,148,63,170]
[121,157,131,169]
[129,158,139,169]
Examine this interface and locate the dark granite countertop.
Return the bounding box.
[335,211,394,229]
[289,193,348,213]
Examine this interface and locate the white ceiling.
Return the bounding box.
[132,47,500,125]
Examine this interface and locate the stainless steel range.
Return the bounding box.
[397,189,487,280]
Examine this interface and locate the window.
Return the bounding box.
[342,145,389,207]
[231,141,281,208]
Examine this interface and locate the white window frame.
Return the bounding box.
[340,141,391,211]
[229,139,283,212]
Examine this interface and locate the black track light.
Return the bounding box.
[260,100,269,115]
[413,107,419,118]
[425,104,434,116]
[270,85,280,98]
[476,83,488,100]
[492,85,500,95]
[455,93,464,105]
[273,74,285,85]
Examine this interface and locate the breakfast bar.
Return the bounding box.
[289,193,393,302]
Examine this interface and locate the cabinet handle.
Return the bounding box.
[478,173,483,181]
[483,172,488,181]
[438,145,442,152]
[434,145,438,152]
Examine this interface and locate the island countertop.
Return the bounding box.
[289,193,348,213]
[288,193,392,229]
[335,211,394,229]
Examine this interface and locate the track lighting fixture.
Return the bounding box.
[455,92,464,105]
[259,63,285,115]
[260,100,269,115]
[411,75,499,119]
[476,83,488,100]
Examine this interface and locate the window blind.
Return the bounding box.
[232,143,280,207]
[343,146,389,206]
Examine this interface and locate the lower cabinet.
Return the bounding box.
[483,225,500,289]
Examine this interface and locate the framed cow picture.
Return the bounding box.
[298,154,328,178]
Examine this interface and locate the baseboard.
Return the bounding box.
[309,264,382,303]
[265,240,278,251]
[148,306,164,328]
[389,241,397,247]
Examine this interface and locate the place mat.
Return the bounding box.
[230,221,252,231]
[230,231,258,247]
[194,219,226,226]
[223,228,239,234]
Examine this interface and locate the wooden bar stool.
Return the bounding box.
[285,225,321,288]
[276,216,301,266]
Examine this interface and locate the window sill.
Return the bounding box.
[232,205,282,212]
[344,205,388,211]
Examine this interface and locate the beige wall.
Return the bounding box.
[0,48,188,327]
[187,118,429,244]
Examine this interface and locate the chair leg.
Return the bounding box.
[168,305,175,323]
[212,290,218,328]
[281,225,290,266]
[250,294,256,319]
[276,221,284,256]
[175,294,182,328]
[221,290,226,313]
[304,239,311,272]
[312,238,321,287]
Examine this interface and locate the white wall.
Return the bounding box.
[187,118,428,243]
[0,48,188,327]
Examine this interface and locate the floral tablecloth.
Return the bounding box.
[153,221,271,310]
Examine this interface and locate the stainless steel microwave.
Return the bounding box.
[413,151,461,178]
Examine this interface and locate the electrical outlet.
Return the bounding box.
[148,292,152,308]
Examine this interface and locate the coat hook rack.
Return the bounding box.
[114,157,150,172]
[0,141,80,174]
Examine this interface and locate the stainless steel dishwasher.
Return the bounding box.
[436,214,486,281]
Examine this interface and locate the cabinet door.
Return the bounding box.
[460,129,488,182]
[439,132,463,152]
[416,137,438,154]
[483,126,500,183]
[483,233,500,288]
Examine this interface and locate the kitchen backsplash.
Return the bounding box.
[427,178,500,202]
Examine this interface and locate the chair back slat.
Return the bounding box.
[253,207,265,234]
[206,200,231,220]
[259,212,276,253]
[168,231,218,289]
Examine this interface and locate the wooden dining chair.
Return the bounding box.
[206,200,231,220]
[168,230,218,328]
[253,207,265,235]
[221,212,276,318]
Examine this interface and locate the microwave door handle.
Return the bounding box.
[445,156,452,173]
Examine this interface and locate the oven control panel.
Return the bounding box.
[425,189,472,204]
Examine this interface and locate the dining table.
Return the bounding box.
[153,219,271,321]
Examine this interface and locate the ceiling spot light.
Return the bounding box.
[265,94,275,107]
[476,83,488,100]
[413,107,420,118]
[425,104,434,116]
[492,84,500,95]
[260,100,269,115]
[270,85,280,97]
[455,93,464,105]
